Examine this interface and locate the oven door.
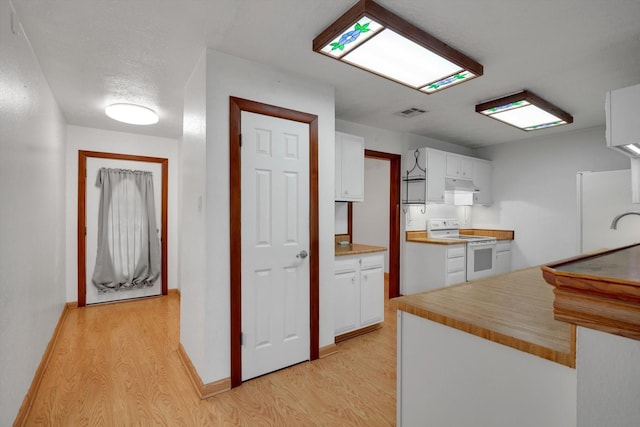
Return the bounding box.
[466,242,496,281]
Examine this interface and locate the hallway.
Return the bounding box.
[22,291,397,425]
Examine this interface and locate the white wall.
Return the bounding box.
[0,1,67,423]
[65,125,180,302]
[336,119,407,155]
[179,49,336,384]
[577,327,640,427]
[353,158,390,271]
[335,119,473,157]
[473,127,628,269]
[180,50,208,376]
[407,132,475,156]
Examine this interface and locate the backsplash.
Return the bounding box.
[405,204,472,231]
[335,202,348,234]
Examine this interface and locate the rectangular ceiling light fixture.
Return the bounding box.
[475,90,573,131]
[312,0,483,94]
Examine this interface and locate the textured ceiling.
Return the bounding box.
[12,0,640,148]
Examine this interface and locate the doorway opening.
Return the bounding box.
[346,150,401,298]
[77,150,168,307]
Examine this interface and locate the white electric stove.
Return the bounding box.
[427,218,497,281]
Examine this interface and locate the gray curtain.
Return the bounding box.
[92,168,161,293]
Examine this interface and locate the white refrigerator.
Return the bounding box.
[578,169,640,253]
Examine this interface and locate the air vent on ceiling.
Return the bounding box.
[394,107,427,118]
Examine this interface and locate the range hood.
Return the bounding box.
[445,178,479,192]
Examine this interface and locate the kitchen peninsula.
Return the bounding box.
[393,267,577,427]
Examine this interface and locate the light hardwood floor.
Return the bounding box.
[23,289,397,426]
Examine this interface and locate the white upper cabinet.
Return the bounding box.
[445,153,473,180]
[426,149,446,203]
[606,83,640,150]
[410,148,492,205]
[472,158,493,206]
[335,132,364,202]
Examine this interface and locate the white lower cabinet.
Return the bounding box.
[403,243,466,295]
[334,253,385,337]
[495,241,512,275]
[446,245,466,285]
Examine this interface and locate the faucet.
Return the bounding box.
[610,212,640,229]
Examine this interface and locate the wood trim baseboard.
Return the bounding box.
[201,378,232,400]
[335,324,382,343]
[177,344,231,400]
[14,302,72,426]
[319,343,338,358]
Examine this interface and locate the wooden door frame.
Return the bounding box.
[350,150,401,298]
[229,97,319,388]
[77,150,169,307]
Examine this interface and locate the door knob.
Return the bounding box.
[296,250,309,259]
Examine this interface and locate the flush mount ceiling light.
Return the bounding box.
[312,0,483,94]
[475,90,573,131]
[105,103,159,125]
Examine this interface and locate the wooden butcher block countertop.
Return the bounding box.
[406,229,515,244]
[335,243,387,257]
[392,267,576,368]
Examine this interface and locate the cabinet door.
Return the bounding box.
[472,159,492,205]
[334,270,360,335]
[426,149,446,203]
[360,266,384,327]
[460,157,474,180]
[445,154,461,178]
[606,84,640,148]
[336,132,364,201]
[446,270,466,286]
[495,242,511,275]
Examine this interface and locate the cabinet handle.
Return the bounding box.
[351,277,355,283]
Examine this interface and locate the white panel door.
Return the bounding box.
[241,111,310,381]
[85,158,162,305]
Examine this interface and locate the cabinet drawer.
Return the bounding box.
[447,256,465,273]
[335,258,359,274]
[447,246,465,258]
[496,241,511,253]
[446,270,466,286]
[360,254,384,270]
